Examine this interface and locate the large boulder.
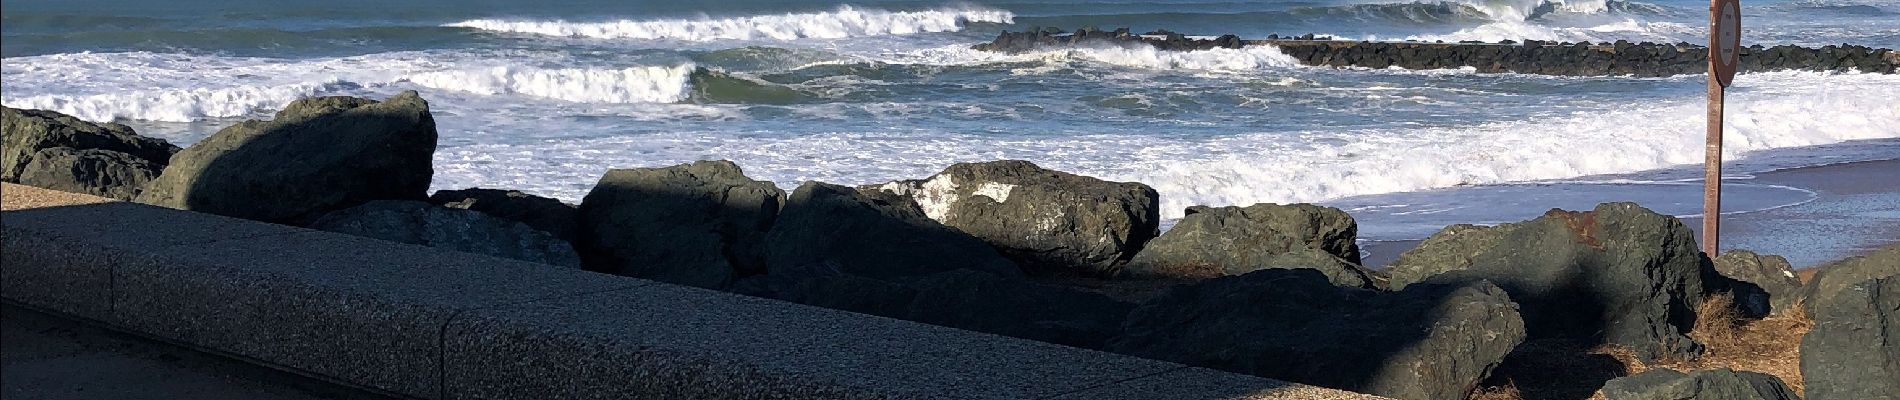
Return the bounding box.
[309,200,580,268]
[16,147,165,200]
[1109,269,1526,400]
[431,188,580,242]
[136,91,437,224]
[1711,250,1803,317]
[2,107,180,199]
[900,269,1133,349]
[867,160,1159,276]
[1382,203,1708,361]
[574,160,783,288]
[1599,368,1799,400]
[1801,276,1899,400]
[1121,203,1376,288]
[1800,244,1899,317]
[763,182,1022,280]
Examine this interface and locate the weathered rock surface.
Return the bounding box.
[16,147,165,200]
[430,188,580,242]
[763,181,1022,280]
[728,262,918,319]
[2,107,180,199]
[1711,250,1803,317]
[1382,203,1707,361]
[309,200,580,268]
[574,160,784,288]
[1122,203,1375,288]
[1109,268,1525,400]
[1599,368,1800,400]
[136,91,437,224]
[1801,276,1899,400]
[867,160,1159,276]
[900,269,1132,349]
[1800,244,1900,317]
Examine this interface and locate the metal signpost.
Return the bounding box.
[1705,0,1740,255]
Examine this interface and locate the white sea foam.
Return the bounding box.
[404,64,698,104]
[865,44,1303,73]
[1389,18,1700,43]
[1,79,357,123]
[427,71,1900,221]
[445,5,1013,41]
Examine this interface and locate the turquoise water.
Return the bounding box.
[3,0,1896,241]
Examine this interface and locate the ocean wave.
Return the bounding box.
[405,65,699,103]
[1385,18,1700,43]
[444,5,1013,41]
[0,79,358,123]
[1116,71,1900,218]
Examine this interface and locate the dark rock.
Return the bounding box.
[763,181,1022,280]
[575,160,784,289]
[1383,203,1708,361]
[1711,250,1803,317]
[900,269,1132,349]
[1801,276,1899,400]
[15,147,165,200]
[430,188,579,242]
[2,107,180,198]
[866,160,1159,276]
[1109,269,1524,400]
[1600,368,1800,400]
[136,91,436,225]
[728,261,917,319]
[309,200,580,268]
[1122,203,1374,288]
[1801,244,1899,317]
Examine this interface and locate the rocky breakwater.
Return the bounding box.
[973,27,1900,76]
[13,92,1887,399]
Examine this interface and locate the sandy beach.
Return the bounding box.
[1363,158,1900,269]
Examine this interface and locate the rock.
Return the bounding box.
[574,160,784,288]
[16,147,165,200]
[1382,203,1707,361]
[1801,276,1899,400]
[1109,269,1526,400]
[136,91,437,225]
[430,188,580,242]
[309,200,580,268]
[1121,203,1375,288]
[1711,250,1803,317]
[728,262,918,319]
[866,160,1159,276]
[900,269,1132,349]
[762,181,1022,280]
[2,107,180,198]
[1800,244,1899,317]
[1599,368,1800,400]
[1383,223,1518,286]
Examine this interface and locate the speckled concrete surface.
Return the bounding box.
[1,303,394,400]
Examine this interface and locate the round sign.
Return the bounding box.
[1710,0,1741,87]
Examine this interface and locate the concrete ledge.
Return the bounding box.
[1,183,1384,399]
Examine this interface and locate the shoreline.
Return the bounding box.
[1362,158,1900,269]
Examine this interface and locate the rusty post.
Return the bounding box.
[1704,76,1723,255]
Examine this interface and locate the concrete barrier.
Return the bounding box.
[1,183,1386,399]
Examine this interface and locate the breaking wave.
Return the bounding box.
[444,5,1014,41]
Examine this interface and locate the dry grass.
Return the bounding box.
[1469,292,1811,400]
[1640,292,1812,393]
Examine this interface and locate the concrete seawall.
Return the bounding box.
[0,183,1386,400]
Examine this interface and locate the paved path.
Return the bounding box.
[2,304,397,400]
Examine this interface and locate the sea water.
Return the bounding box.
[3,0,1896,244]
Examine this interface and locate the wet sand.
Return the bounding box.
[1362,158,1900,269]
